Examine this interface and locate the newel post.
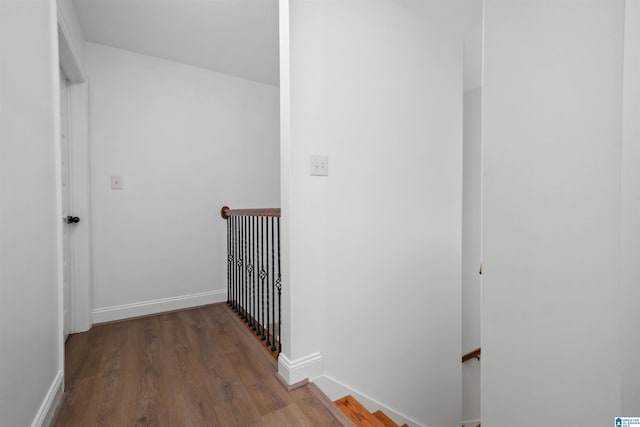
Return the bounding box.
[220,206,230,219]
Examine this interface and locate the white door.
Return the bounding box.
[60,70,73,338]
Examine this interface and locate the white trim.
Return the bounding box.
[31,370,64,427]
[92,290,227,324]
[277,352,322,386]
[56,2,85,83]
[277,0,292,360]
[51,0,66,384]
[69,82,92,333]
[58,1,92,335]
[312,375,422,427]
[60,70,72,339]
[462,419,482,427]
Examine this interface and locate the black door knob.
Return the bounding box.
[66,216,80,224]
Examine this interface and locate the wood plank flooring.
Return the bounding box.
[52,303,351,427]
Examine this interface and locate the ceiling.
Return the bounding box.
[72,0,280,86]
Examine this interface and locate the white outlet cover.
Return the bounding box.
[310,155,329,176]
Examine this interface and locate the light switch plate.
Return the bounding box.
[111,175,123,190]
[310,155,328,176]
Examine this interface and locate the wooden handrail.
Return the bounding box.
[220,206,281,219]
[462,347,481,363]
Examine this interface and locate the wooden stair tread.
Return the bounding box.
[334,395,387,427]
[372,409,399,427]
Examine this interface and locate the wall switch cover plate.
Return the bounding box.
[111,175,123,190]
[310,155,328,176]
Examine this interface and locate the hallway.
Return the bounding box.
[52,304,348,426]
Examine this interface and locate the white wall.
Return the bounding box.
[86,43,280,321]
[620,0,640,414]
[284,1,466,425]
[482,1,624,425]
[0,0,62,425]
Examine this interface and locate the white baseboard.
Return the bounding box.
[312,375,422,427]
[277,352,323,385]
[463,420,481,427]
[92,290,226,324]
[31,370,63,427]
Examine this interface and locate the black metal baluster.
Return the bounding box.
[230,216,235,309]
[248,217,253,328]
[260,216,266,341]
[239,216,244,315]
[252,215,258,331]
[240,216,244,321]
[246,216,250,321]
[265,217,272,348]
[270,216,276,352]
[231,216,234,310]
[235,216,241,314]
[238,216,242,317]
[240,215,247,320]
[244,216,250,323]
[247,217,253,327]
[231,216,235,311]
[225,216,231,305]
[256,216,262,337]
[238,216,242,316]
[256,216,261,336]
[276,217,281,355]
[233,217,238,311]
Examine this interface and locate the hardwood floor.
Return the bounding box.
[52,303,350,426]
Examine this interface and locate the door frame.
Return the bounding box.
[58,8,92,334]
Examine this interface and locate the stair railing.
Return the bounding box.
[462,347,481,363]
[221,206,282,357]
